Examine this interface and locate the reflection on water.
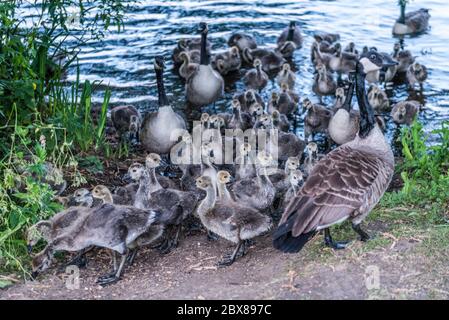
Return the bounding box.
[19,0,449,143]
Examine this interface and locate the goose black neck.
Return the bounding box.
[399,3,406,23]
[342,80,355,112]
[287,27,295,42]
[155,66,169,107]
[355,62,375,138]
[200,32,209,65]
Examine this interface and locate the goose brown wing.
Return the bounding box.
[280,146,384,236]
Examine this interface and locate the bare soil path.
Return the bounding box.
[2,219,448,300]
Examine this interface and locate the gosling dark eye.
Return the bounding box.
[370,54,377,61]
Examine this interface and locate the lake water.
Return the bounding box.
[19,0,449,145]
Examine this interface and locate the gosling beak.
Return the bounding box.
[122,173,132,183]
[27,245,33,254]
[228,176,235,183]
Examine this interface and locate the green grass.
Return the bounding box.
[0,0,128,276]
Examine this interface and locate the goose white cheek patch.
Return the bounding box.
[360,57,380,74]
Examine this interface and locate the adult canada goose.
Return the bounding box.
[195,175,272,266]
[178,52,198,80]
[273,50,396,253]
[313,64,337,102]
[235,89,265,113]
[243,59,269,91]
[186,22,224,106]
[276,21,303,58]
[391,100,420,125]
[242,47,285,73]
[407,62,428,90]
[303,98,332,142]
[213,46,241,76]
[276,63,296,89]
[392,42,414,74]
[31,203,162,285]
[328,80,359,145]
[110,105,141,142]
[368,84,390,112]
[392,1,430,35]
[228,33,257,53]
[140,56,186,155]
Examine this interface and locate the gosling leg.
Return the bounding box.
[324,228,349,250]
[352,223,371,242]
[218,240,247,267]
[207,230,220,241]
[126,248,139,266]
[61,247,91,270]
[97,250,128,286]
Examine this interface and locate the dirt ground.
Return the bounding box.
[2,218,449,300]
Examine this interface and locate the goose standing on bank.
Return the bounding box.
[186,22,224,107]
[274,50,396,253]
[140,56,186,155]
[392,1,430,36]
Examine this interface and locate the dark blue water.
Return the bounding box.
[20,0,449,143]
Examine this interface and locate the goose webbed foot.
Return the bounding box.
[352,223,371,242]
[218,241,247,267]
[96,273,121,286]
[324,228,349,250]
[207,230,220,241]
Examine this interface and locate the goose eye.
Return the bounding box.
[370,54,377,61]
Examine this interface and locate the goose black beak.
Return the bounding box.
[381,55,398,67]
[30,271,39,280]
[27,245,33,254]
